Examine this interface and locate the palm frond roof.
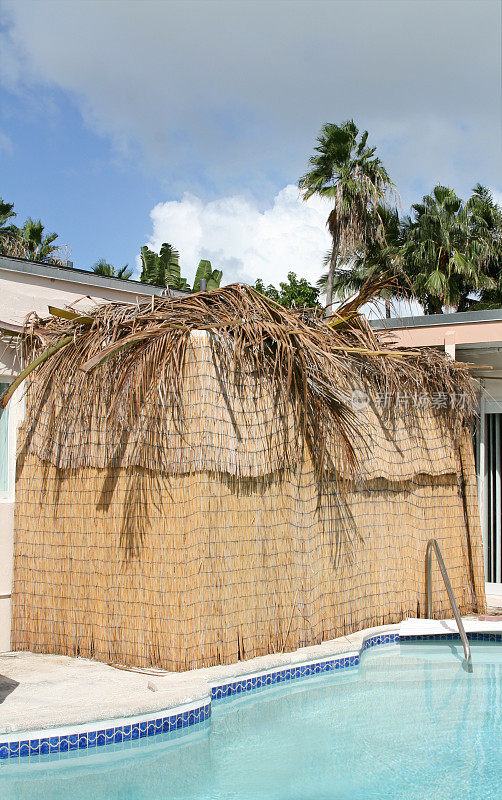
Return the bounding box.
[2,282,477,484]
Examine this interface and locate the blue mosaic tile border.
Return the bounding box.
[0,701,210,761]
[209,630,501,703]
[361,632,400,651]
[210,653,360,700]
[400,631,502,643]
[209,632,399,702]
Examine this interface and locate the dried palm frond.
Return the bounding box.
[2,283,477,489]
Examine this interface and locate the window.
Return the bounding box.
[0,382,9,494]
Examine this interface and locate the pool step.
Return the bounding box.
[400,618,502,638]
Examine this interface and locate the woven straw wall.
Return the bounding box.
[11,431,485,670]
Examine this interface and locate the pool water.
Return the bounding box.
[1,640,502,799]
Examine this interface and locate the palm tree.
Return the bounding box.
[92,259,133,280]
[317,205,407,318]
[463,185,502,309]
[299,120,394,314]
[0,198,16,234]
[20,218,59,261]
[0,197,19,257]
[401,185,496,314]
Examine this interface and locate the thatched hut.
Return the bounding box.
[5,284,486,670]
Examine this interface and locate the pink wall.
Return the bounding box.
[384,320,502,348]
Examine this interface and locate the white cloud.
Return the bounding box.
[145,185,332,287]
[491,189,502,209]
[145,179,502,294]
[1,0,500,198]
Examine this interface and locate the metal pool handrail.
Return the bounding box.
[425,538,472,670]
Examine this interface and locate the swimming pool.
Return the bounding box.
[1,638,501,799]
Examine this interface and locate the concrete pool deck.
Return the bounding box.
[0,624,394,735]
[2,607,502,737]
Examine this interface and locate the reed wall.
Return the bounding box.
[11,431,485,671]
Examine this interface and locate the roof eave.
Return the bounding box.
[372,308,502,331]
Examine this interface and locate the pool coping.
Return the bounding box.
[2,620,501,762]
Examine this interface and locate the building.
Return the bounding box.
[374,309,502,596]
[0,254,179,650]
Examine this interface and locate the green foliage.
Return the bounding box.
[140,244,223,292]
[160,243,190,290]
[92,259,133,280]
[0,197,62,263]
[253,278,281,303]
[140,243,187,288]
[253,272,320,308]
[316,185,502,316]
[0,197,16,234]
[462,185,502,309]
[0,196,19,257]
[193,259,223,291]
[401,185,498,313]
[139,246,160,285]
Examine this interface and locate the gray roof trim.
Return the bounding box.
[0,319,23,334]
[0,255,187,298]
[372,308,502,331]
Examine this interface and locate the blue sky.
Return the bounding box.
[0,0,501,287]
[1,87,163,272]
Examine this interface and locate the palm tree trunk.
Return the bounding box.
[385,298,391,318]
[325,242,338,316]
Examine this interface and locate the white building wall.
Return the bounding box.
[0,262,162,325]
[0,339,24,650]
